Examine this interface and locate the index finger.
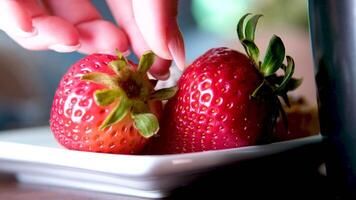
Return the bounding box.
[0,0,36,37]
[132,0,185,70]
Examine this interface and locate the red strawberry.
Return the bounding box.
[149,14,301,154]
[50,51,177,154]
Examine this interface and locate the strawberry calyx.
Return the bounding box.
[237,13,302,130]
[81,51,177,138]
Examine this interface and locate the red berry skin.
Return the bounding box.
[50,54,159,154]
[149,48,267,154]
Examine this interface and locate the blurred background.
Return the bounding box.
[0,0,314,130]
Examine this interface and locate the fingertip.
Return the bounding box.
[168,24,186,71]
[13,15,80,51]
[149,57,172,80]
[49,43,81,53]
[76,20,129,54]
[152,70,170,81]
[11,26,38,38]
[150,46,172,61]
[0,0,35,37]
[132,0,173,60]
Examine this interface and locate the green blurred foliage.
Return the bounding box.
[255,0,308,28]
[192,0,308,35]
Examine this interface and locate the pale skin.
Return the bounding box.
[0,0,185,80]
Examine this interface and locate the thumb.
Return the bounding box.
[132,0,185,70]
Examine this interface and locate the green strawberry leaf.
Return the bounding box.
[266,76,302,93]
[149,86,178,100]
[94,89,122,106]
[251,80,265,98]
[138,51,155,75]
[131,99,150,114]
[116,50,124,59]
[81,72,118,89]
[109,60,127,75]
[245,14,263,41]
[286,78,303,91]
[241,39,260,66]
[133,113,159,138]
[274,56,295,94]
[261,35,286,76]
[237,13,251,41]
[281,93,290,107]
[100,96,131,130]
[116,50,129,62]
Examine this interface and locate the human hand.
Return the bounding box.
[0,0,185,79]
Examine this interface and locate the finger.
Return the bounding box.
[107,0,171,80]
[150,58,171,80]
[132,0,185,70]
[76,20,129,55]
[44,0,100,25]
[7,0,80,52]
[106,0,146,57]
[13,15,80,52]
[0,0,37,37]
[167,22,185,71]
[45,0,129,54]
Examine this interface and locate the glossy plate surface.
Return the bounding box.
[0,126,322,198]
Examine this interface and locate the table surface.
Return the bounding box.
[0,143,340,200]
[0,174,140,200]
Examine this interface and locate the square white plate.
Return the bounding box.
[0,126,322,198]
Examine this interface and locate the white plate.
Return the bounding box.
[0,126,322,198]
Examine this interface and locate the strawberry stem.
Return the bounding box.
[237,13,302,132]
[138,51,155,75]
[81,50,178,137]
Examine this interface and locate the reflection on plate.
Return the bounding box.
[0,126,322,198]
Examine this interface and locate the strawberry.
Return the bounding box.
[50,51,177,154]
[149,14,302,154]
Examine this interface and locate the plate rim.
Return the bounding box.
[0,126,322,178]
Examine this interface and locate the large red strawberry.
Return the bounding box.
[50,51,177,154]
[149,14,301,154]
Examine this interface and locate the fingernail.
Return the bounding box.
[149,57,172,80]
[98,49,130,56]
[122,49,131,57]
[151,71,170,81]
[14,27,38,38]
[49,43,81,53]
[167,23,186,71]
[98,50,116,55]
